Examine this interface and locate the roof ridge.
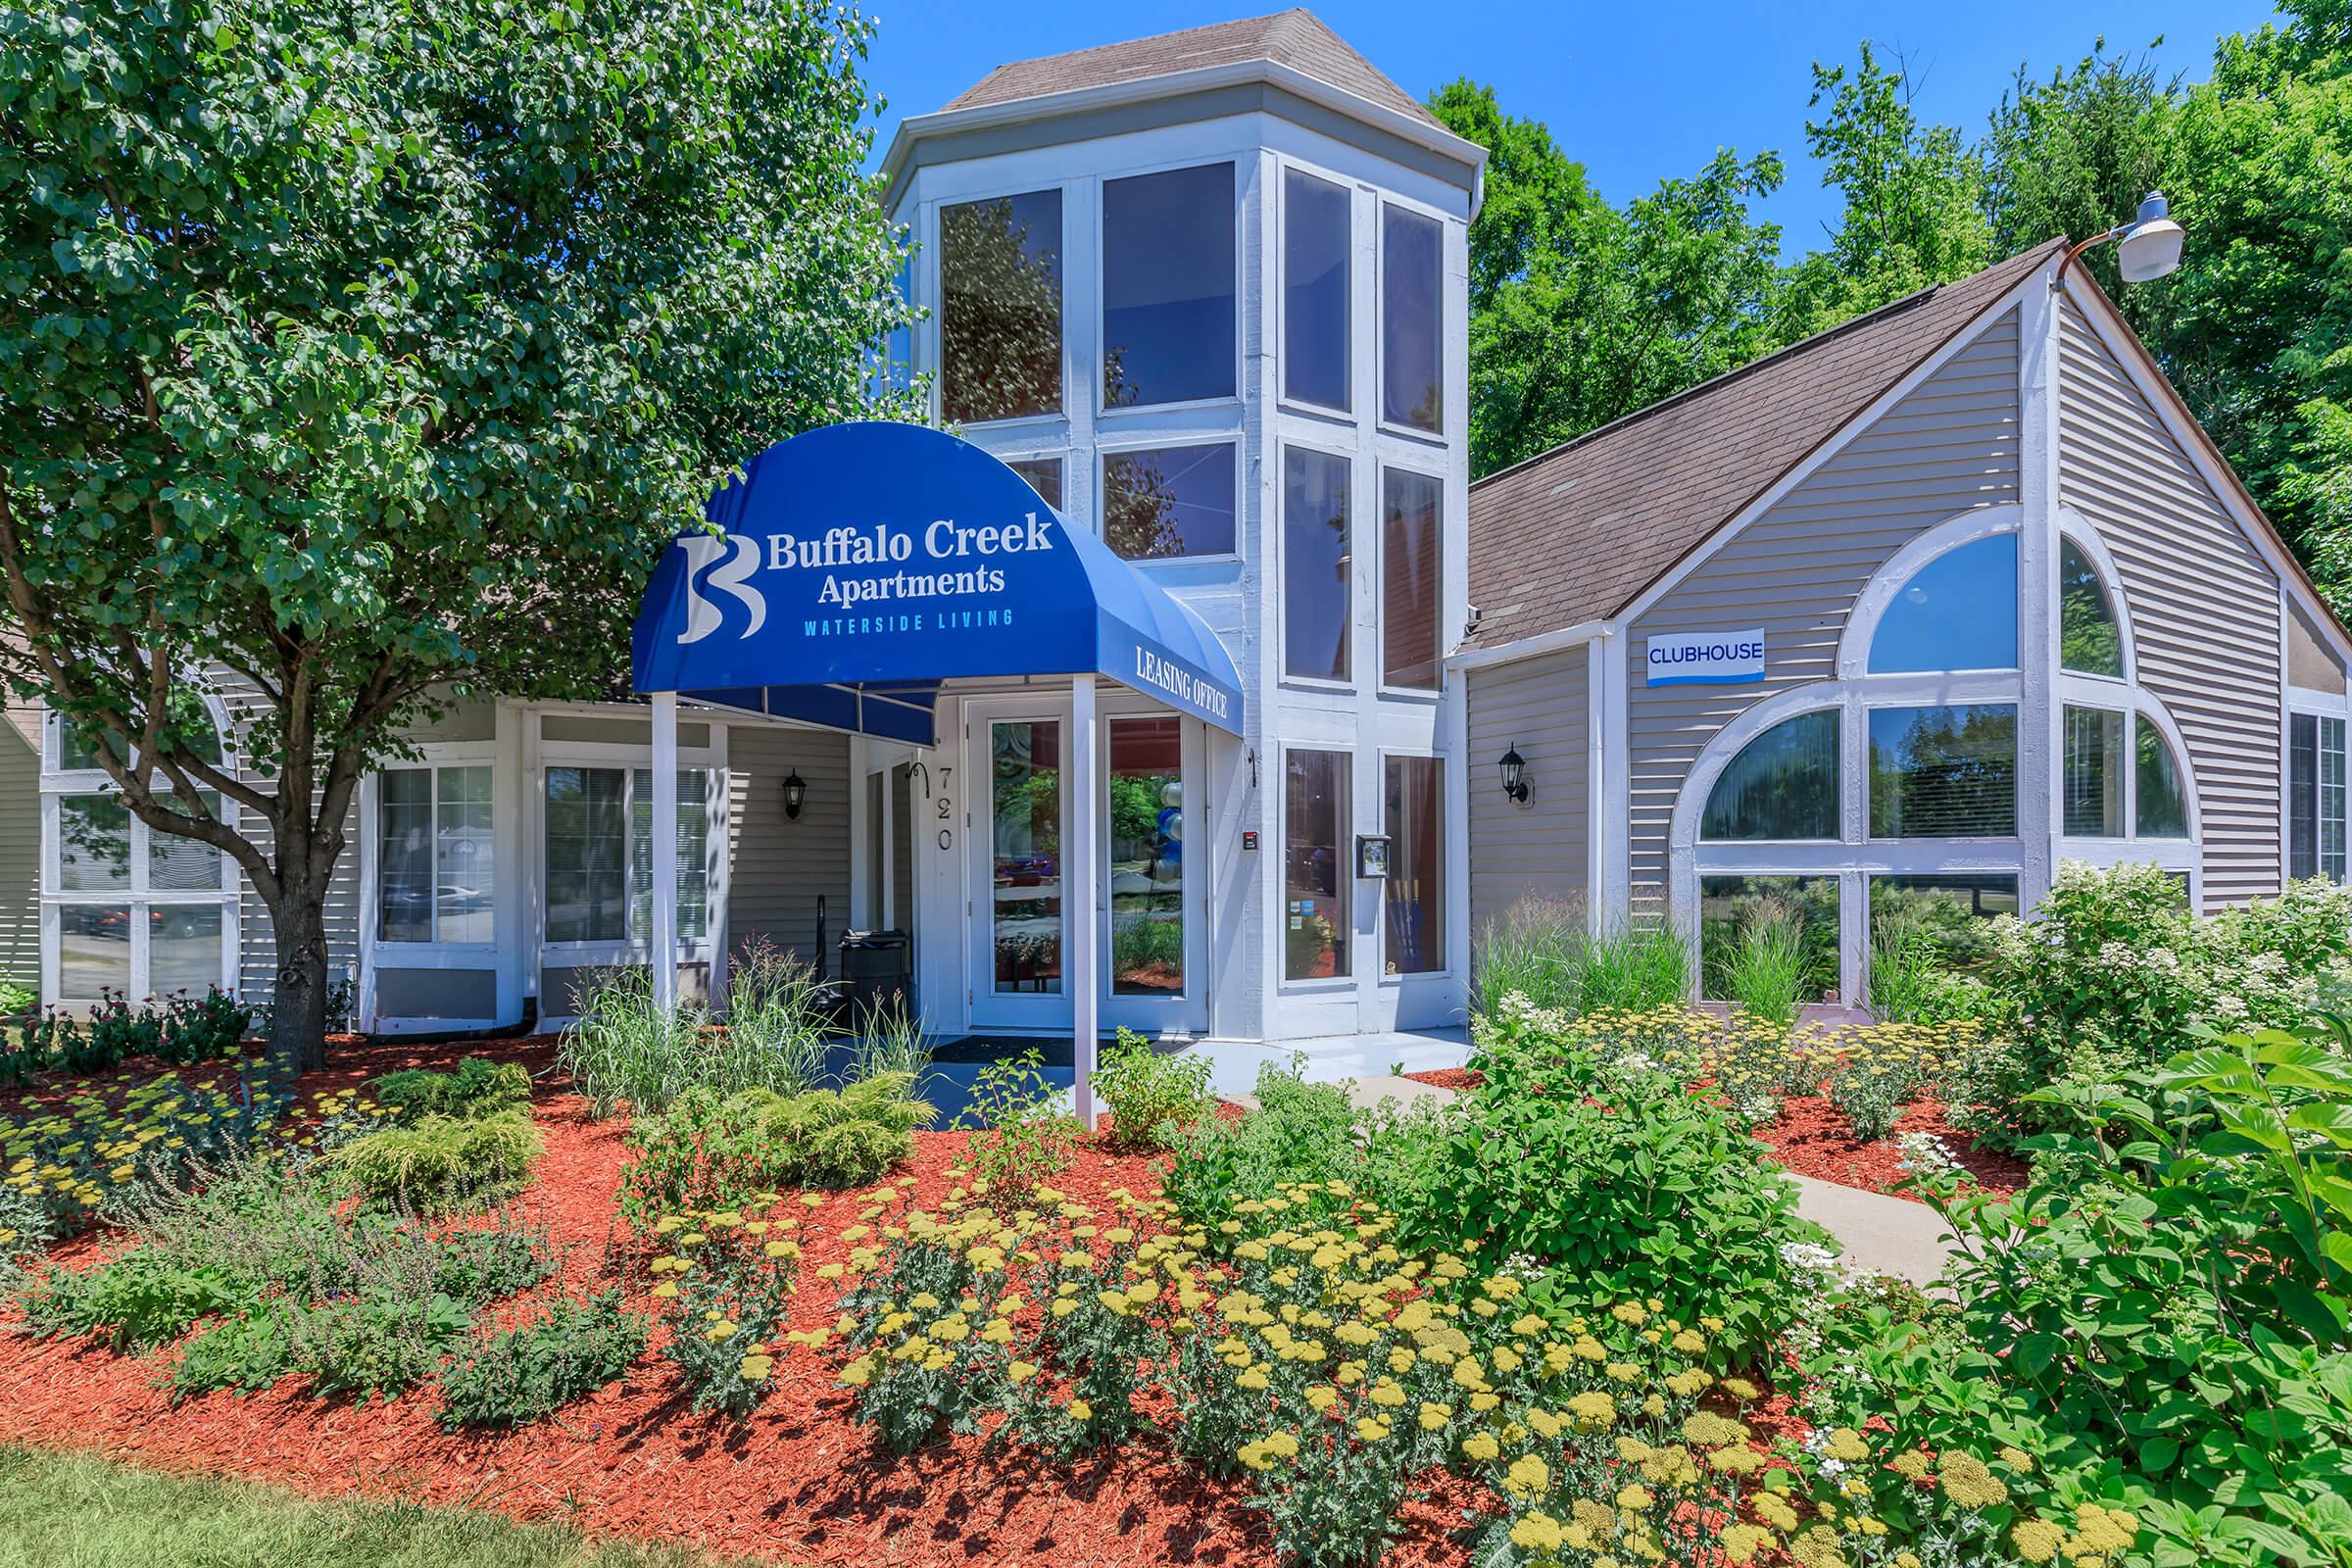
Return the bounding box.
[1469,240,2063,493]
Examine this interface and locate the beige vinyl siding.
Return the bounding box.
[2289,602,2345,695]
[1625,309,2024,904]
[0,707,37,990]
[725,724,853,973]
[2057,300,2282,906]
[1466,646,1590,928]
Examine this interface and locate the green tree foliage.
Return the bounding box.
[0,0,918,1066]
[1430,82,1786,477]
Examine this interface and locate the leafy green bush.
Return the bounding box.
[0,980,30,1018]
[1402,998,1828,1360]
[438,1291,647,1429]
[326,1109,542,1213]
[1092,1028,1213,1152]
[1160,1059,1361,1239]
[1824,1047,1926,1141]
[1839,1022,2352,1567]
[157,987,251,1063]
[617,1073,934,1226]
[369,1056,531,1122]
[170,1306,296,1400]
[956,1050,1081,1202]
[291,1289,474,1400]
[19,1249,236,1352]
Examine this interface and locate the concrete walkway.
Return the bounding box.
[1223,1074,1962,1288]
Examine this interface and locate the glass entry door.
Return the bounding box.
[968,709,1072,1029]
[1102,712,1208,1036]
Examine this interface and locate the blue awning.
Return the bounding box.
[631,422,1244,743]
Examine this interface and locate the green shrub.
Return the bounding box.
[1823,1048,1925,1141]
[956,1050,1081,1202]
[1836,1022,2352,1568]
[1403,999,1828,1361]
[157,987,251,1064]
[438,1290,647,1429]
[19,1249,237,1352]
[1091,1028,1213,1152]
[616,1073,934,1226]
[291,1289,473,1400]
[369,1056,532,1122]
[0,980,30,1018]
[1160,1060,1362,1239]
[649,1204,802,1418]
[326,1109,542,1213]
[169,1307,296,1400]
[1471,895,1587,1014]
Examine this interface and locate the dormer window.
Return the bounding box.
[1102,163,1236,408]
[941,190,1063,424]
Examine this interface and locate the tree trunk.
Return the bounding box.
[267,891,333,1074]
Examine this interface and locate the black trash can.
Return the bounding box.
[836,929,912,1018]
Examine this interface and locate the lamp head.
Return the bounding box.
[1498,746,1530,805]
[2117,192,2184,283]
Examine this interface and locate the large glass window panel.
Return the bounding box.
[149,906,222,998]
[941,189,1062,423]
[1869,874,2020,974]
[1382,468,1443,691]
[1381,205,1443,431]
[1102,443,1235,560]
[146,792,223,892]
[1868,533,2019,673]
[1699,875,1839,1004]
[629,769,709,942]
[378,768,435,942]
[1102,164,1235,408]
[58,713,221,770]
[1285,750,1350,982]
[436,765,495,943]
[2062,707,2126,837]
[1006,456,1062,513]
[991,722,1062,993]
[2059,539,2124,677]
[57,905,130,999]
[1284,168,1350,411]
[58,793,132,891]
[1108,717,1184,996]
[1384,757,1445,975]
[1283,448,1351,682]
[1700,711,1839,841]
[2135,717,2188,839]
[545,766,628,944]
[1868,705,2018,838]
[2292,712,2320,878]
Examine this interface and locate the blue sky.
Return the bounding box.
[859,0,2278,253]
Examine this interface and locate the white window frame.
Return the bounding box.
[368,746,502,952]
[1376,747,1452,984]
[1275,435,1358,693]
[38,709,240,1008]
[534,733,729,973]
[936,184,1069,429]
[1095,435,1243,566]
[1277,742,1355,994]
[2286,703,2350,885]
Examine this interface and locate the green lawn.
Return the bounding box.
[0,1446,731,1568]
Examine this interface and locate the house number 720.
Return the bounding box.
[934,766,953,850]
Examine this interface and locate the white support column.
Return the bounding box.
[1068,674,1100,1128]
[2018,270,2063,916]
[651,691,679,1011]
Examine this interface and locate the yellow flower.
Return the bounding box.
[1790,1524,1850,1568]
[1461,1431,1501,1462]
[1509,1512,1564,1553]
[1936,1450,2009,1509]
[1068,1398,1093,1422]
[1614,1485,1652,1512]
[1822,1428,1869,1463]
[1353,1417,1392,1442]
[738,1354,774,1381]
[1502,1454,1550,1499]
[1417,1401,1451,1432]
[2011,1519,2066,1564]
[1754,1494,1800,1533]
[2070,1504,2137,1554]
[1720,1523,1771,1563]
[1007,1360,1038,1384]
[651,1281,678,1298]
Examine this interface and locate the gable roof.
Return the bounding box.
[945,9,1445,131]
[1463,241,2064,652]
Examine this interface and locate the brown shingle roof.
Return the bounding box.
[1464,241,2065,650]
[945,9,1444,131]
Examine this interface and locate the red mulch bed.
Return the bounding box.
[1399,1067,1482,1093]
[1749,1096,2027,1201]
[0,1034,1490,1568]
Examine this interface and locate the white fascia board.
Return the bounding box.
[880,59,1489,198]
[1446,619,1605,673]
[2056,271,2352,667]
[1614,267,2052,632]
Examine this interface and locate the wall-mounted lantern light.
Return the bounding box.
[782,768,807,821]
[1498,746,1530,806]
[2055,191,2187,289]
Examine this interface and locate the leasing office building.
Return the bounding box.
[1458,239,2352,1006]
[5,13,1486,1080]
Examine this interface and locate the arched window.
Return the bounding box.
[2135,717,2188,839]
[1700,710,1839,841]
[1868,533,2019,674]
[2059,538,2124,677]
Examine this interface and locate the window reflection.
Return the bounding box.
[1869,874,2019,974]
[1384,757,1444,974]
[1285,750,1349,981]
[941,190,1062,423]
[1102,164,1235,408]
[1284,449,1350,682]
[1868,705,2018,838]
[1700,875,1838,1004]
[2059,538,2123,676]
[1006,457,1063,513]
[1109,718,1183,996]
[2135,717,2188,839]
[1382,468,1442,691]
[991,721,1062,993]
[1102,443,1234,560]
[1284,169,1350,410]
[2061,707,2125,837]
[1868,533,2019,673]
[1701,711,1839,841]
[1381,205,1442,431]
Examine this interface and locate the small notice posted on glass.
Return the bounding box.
[1645,630,1764,686]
